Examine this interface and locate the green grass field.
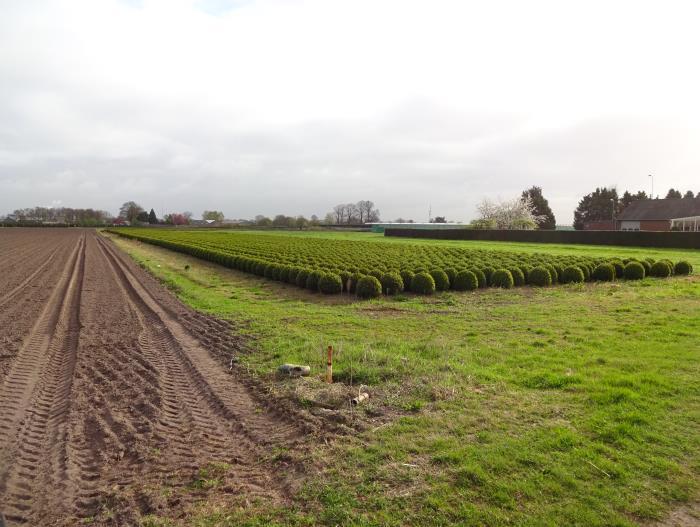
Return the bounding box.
[106,231,700,527]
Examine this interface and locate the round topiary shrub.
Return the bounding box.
[650,261,672,278]
[509,267,526,286]
[579,264,591,281]
[471,268,487,288]
[481,267,495,286]
[356,276,382,299]
[443,268,457,286]
[491,269,514,288]
[349,272,365,293]
[295,269,310,288]
[528,266,552,287]
[380,272,404,295]
[638,260,651,275]
[368,269,384,280]
[660,259,675,274]
[674,260,693,275]
[306,270,324,291]
[400,270,415,291]
[610,260,625,279]
[430,269,450,291]
[592,263,615,282]
[319,273,343,294]
[623,261,645,280]
[561,266,585,284]
[544,264,559,284]
[411,272,436,295]
[452,270,478,291]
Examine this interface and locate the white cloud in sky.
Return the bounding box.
[1,0,699,222]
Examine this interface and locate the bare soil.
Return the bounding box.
[0,229,318,525]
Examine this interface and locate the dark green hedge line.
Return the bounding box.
[107,229,692,298]
[385,228,700,249]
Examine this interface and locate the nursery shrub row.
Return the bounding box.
[108,229,692,297]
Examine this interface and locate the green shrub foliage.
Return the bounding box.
[623,261,645,280]
[650,261,672,278]
[443,268,457,286]
[356,276,382,299]
[108,229,678,297]
[509,267,526,286]
[674,260,693,275]
[295,269,310,288]
[561,266,585,284]
[400,270,415,291]
[610,260,625,279]
[411,272,436,295]
[452,270,478,291]
[491,269,514,288]
[482,267,495,286]
[529,266,552,287]
[349,272,365,293]
[430,269,450,291]
[319,273,343,294]
[380,272,404,295]
[592,263,615,282]
[305,270,324,291]
[471,268,487,288]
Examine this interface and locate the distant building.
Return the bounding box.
[616,198,700,232]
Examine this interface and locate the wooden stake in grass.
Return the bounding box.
[326,345,333,384]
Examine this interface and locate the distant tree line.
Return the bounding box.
[9,207,113,226]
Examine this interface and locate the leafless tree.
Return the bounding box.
[327,200,380,224]
[333,204,345,223]
[345,203,359,224]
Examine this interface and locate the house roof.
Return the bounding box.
[617,198,700,221]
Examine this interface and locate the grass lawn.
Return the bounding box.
[106,231,700,527]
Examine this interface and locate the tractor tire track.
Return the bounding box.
[94,235,286,499]
[0,229,314,526]
[0,233,85,524]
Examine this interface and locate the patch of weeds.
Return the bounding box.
[139,515,174,527]
[401,399,425,412]
[190,462,231,490]
[521,372,582,390]
[591,388,639,405]
[454,464,488,488]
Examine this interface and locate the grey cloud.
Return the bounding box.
[2,100,699,224]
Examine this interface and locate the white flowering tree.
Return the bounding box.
[473,196,545,230]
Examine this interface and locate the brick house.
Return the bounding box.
[616,198,700,232]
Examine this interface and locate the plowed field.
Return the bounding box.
[0,229,310,525]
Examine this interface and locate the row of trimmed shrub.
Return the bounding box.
[107,229,693,298]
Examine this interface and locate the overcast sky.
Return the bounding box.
[2,0,699,223]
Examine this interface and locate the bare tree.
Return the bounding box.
[345,203,359,224]
[357,200,374,223]
[327,200,380,224]
[332,204,345,224]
